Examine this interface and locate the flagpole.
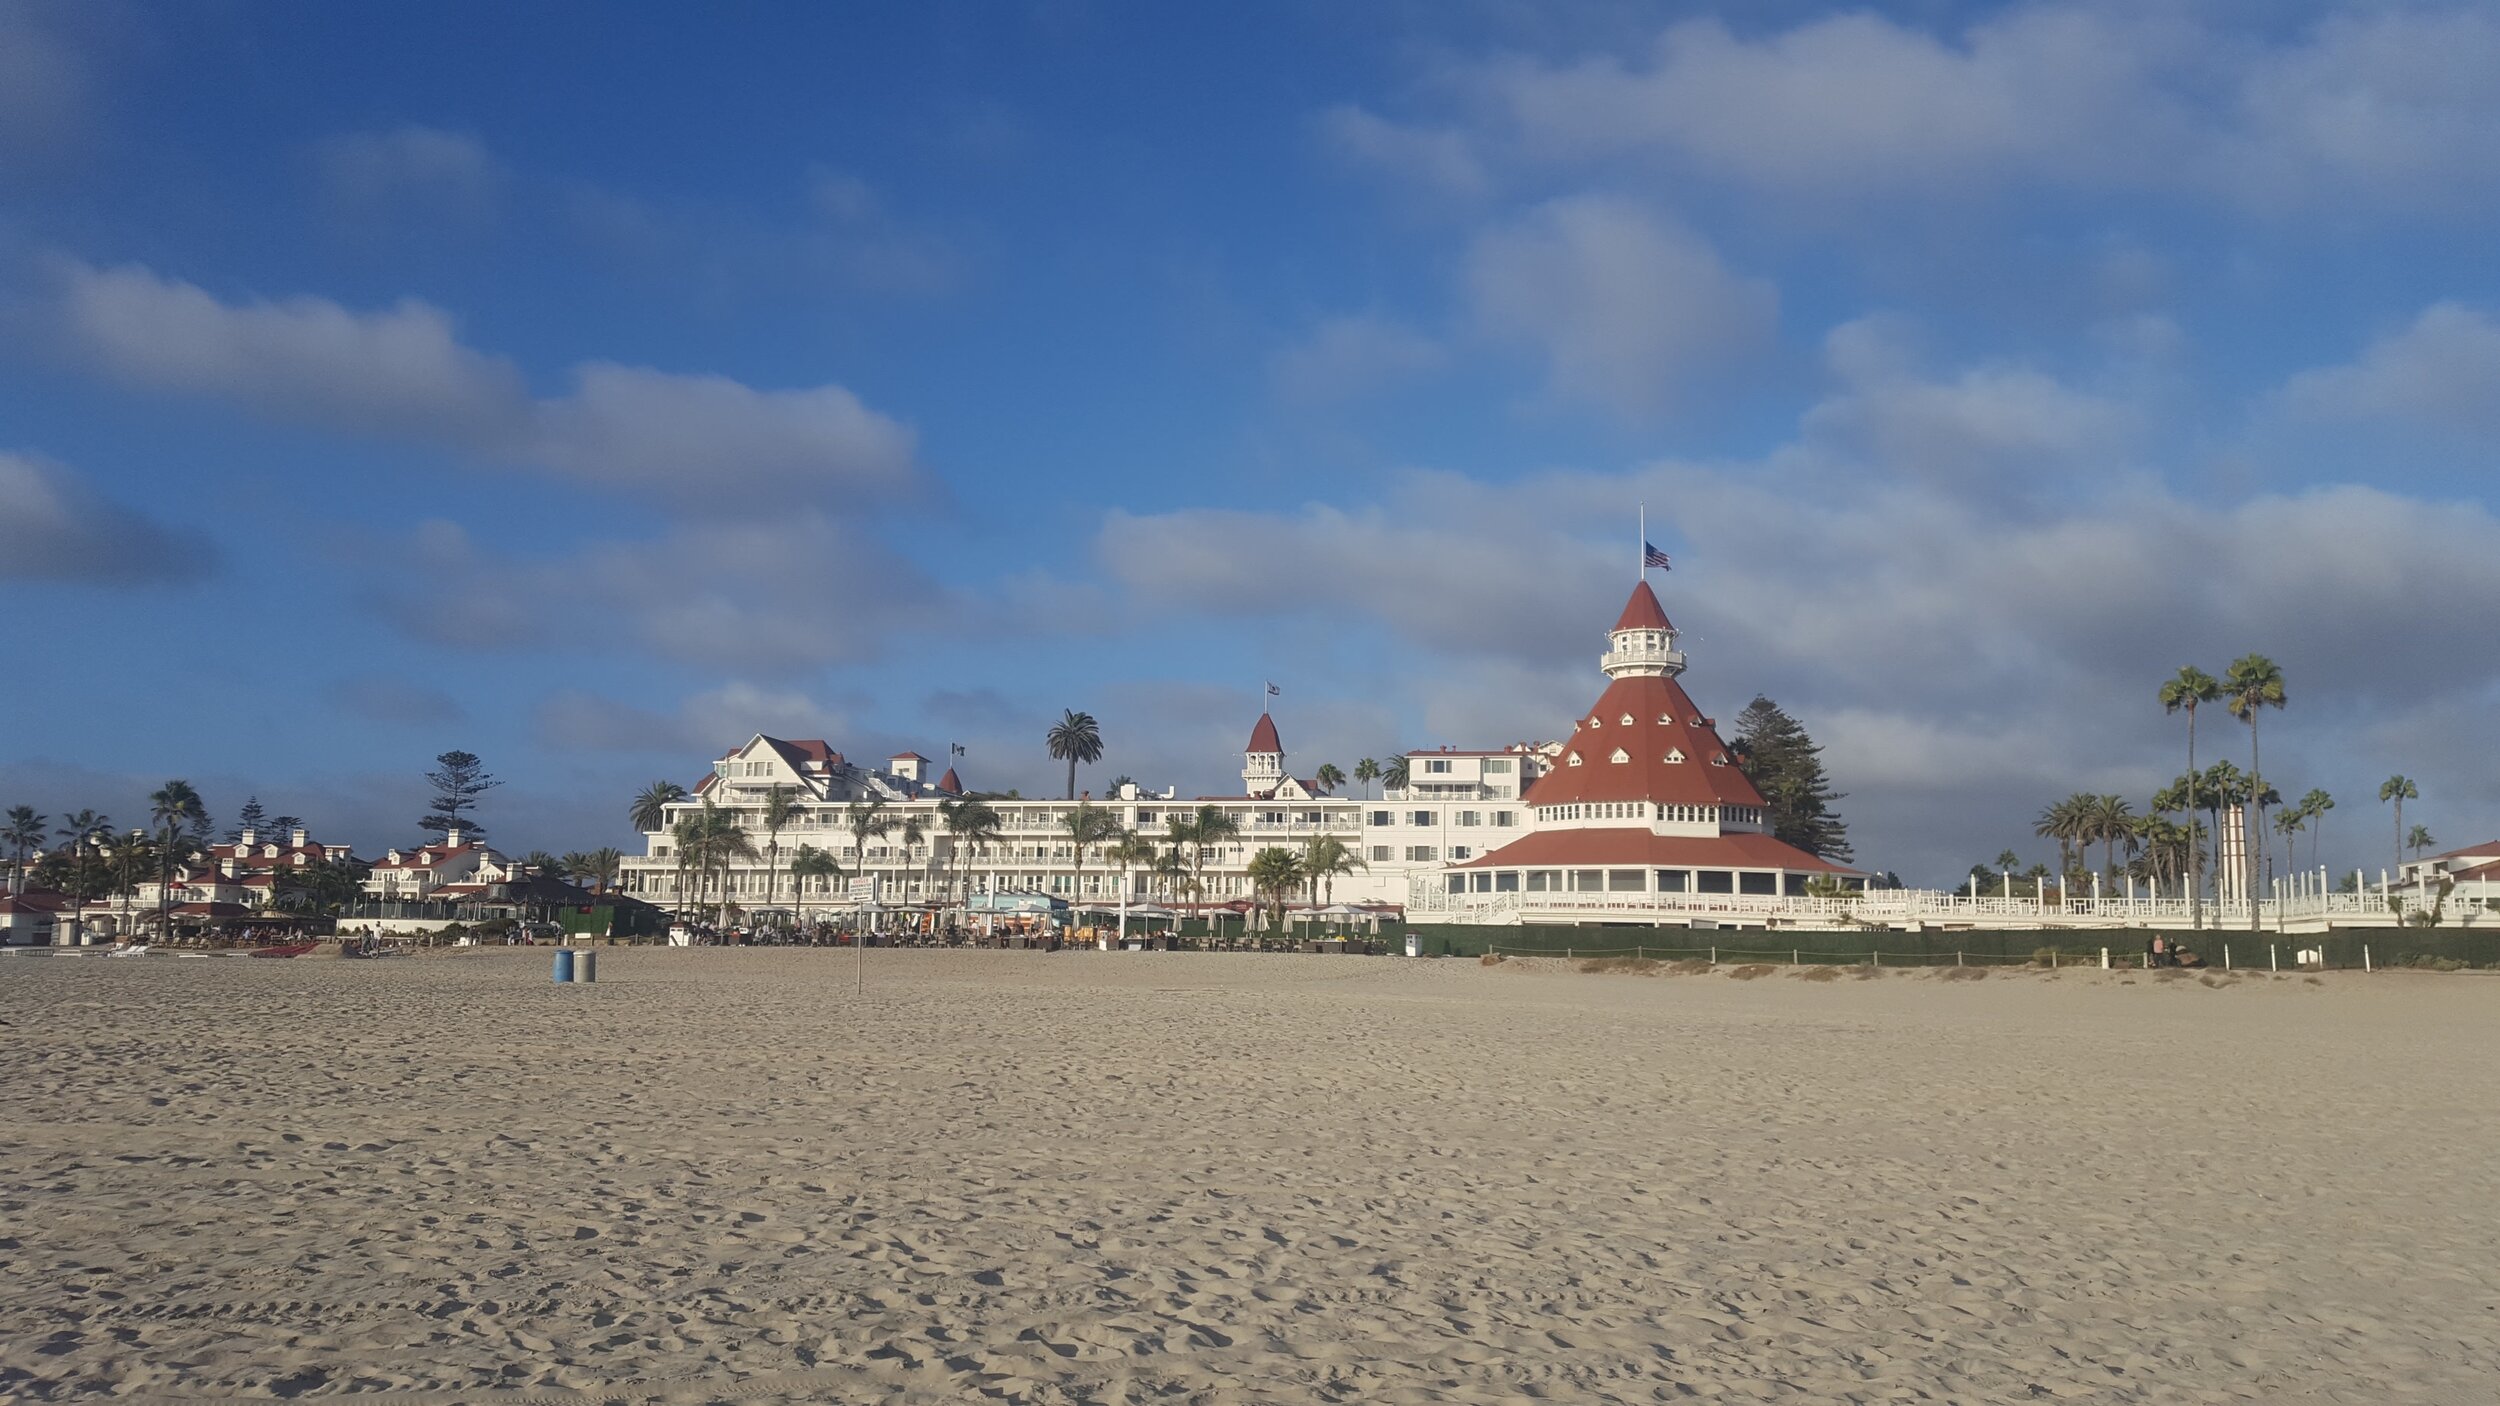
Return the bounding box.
[1638,503,1646,580]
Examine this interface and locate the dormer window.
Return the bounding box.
[1658,713,1674,724]
[1664,748,1685,764]
[1618,713,1634,726]
[1610,748,1629,763]
[1567,752,1583,767]
[1588,716,1603,728]
[1711,755,1729,766]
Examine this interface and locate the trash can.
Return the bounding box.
[1404,934,1421,958]
[552,948,575,982]
[572,948,597,983]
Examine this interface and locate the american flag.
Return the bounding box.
[950,742,965,757]
[1643,542,1673,570]
[1266,682,1280,696]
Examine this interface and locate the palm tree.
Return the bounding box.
[2379,776,2417,874]
[565,847,622,895]
[2033,795,2092,883]
[1354,758,1381,800]
[2130,816,2191,892]
[2222,654,2286,931]
[1150,845,1189,903]
[1045,709,1104,800]
[2298,789,2334,871]
[3,805,46,893]
[2086,795,2136,879]
[1245,846,1304,935]
[788,844,841,928]
[57,809,111,854]
[630,780,687,835]
[1167,804,1242,907]
[757,784,800,923]
[1314,763,1346,797]
[2406,824,2436,861]
[1060,800,1123,910]
[148,780,208,940]
[2160,665,2221,927]
[1382,755,1410,794]
[1106,831,1161,914]
[690,801,756,925]
[668,813,703,917]
[938,796,1004,902]
[1298,834,1366,907]
[843,798,897,918]
[892,814,929,907]
[2273,808,2306,888]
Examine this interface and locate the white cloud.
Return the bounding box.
[0,449,215,584]
[54,261,921,509]
[2278,302,2500,437]
[1804,317,2136,490]
[1464,196,1774,418]
[1318,104,1487,196]
[1271,314,1446,405]
[313,125,503,224]
[1368,5,2500,214]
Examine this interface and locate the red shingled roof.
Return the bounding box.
[1459,828,1851,873]
[935,767,964,794]
[1246,713,1282,754]
[1521,674,1766,810]
[1611,580,1673,633]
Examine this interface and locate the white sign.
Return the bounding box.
[847,877,878,904]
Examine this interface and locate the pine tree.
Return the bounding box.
[420,751,500,841]
[228,796,268,842]
[1731,695,1853,862]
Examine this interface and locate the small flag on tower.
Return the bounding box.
[950,742,966,758]
[1643,542,1673,571]
[1265,682,1281,697]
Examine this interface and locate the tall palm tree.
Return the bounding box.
[2130,816,2190,891]
[2033,795,2089,881]
[893,814,929,907]
[1298,834,1366,907]
[2298,789,2334,871]
[788,844,841,928]
[758,784,800,922]
[1045,710,1104,800]
[3,805,46,893]
[1314,763,1346,797]
[1245,846,1304,934]
[1060,801,1123,909]
[2379,776,2417,874]
[2222,654,2286,931]
[147,780,208,940]
[2160,665,2221,927]
[1382,755,1410,794]
[938,796,1004,902]
[57,809,111,854]
[1353,758,1381,799]
[2406,824,2436,861]
[690,801,756,925]
[1167,803,1241,906]
[565,847,622,895]
[2273,808,2306,887]
[631,780,687,835]
[843,798,897,918]
[2086,794,2136,878]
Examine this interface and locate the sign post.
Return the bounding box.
[848,877,878,994]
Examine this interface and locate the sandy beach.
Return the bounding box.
[2,949,2494,1404]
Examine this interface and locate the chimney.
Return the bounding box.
[239,827,257,847]
[444,827,463,848]
[290,827,307,849]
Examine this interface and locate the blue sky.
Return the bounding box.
[5,0,2498,882]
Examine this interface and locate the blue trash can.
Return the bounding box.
[552,948,575,983]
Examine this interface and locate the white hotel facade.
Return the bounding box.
[618,580,1860,924]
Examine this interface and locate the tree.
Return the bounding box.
[2379,776,2417,874]
[2298,789,2334,871]
[1354,758,1381,799]
[227,795,268,843]
[2222,654,2286,932]
[1107,831,1162,911]
[420,751,500,841]
[843,798,898,914]
[685,801,755,925]
[2159,666,2222,928]
[276,856,369,917]
[148,780,208,940]
[1061,801,1123,908]
[1166,804,1241,905]
[518,850,564,876]
[758,783,800,923]
[1382,755,1410,793]
[2086,795,2137,878]
[266,814,303,838]
[631,780,687,836]
[939,797,1004,901]
[2406,824,2436,860]
[2034,796,2088,879]
[1314,763,1346,796]
[1298,834,1366,907]
[1045,710,1104,800]
[1245,847,1304,933]
[668,813,703,917]
[3,805,46,893]
[566,847,622,895]
[1732,696,1853,862]
[1106,774,1136,796]
[2273,808,2306,887]
[788,844,842,927]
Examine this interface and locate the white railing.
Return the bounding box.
[1409,880,2457,930]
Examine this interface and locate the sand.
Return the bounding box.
[2,949,2494,1405]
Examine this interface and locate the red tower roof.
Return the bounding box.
[1520,674,1766,810]
[1246,712,1283,754]
[1611,580,1673,633]
[935,767,963,794]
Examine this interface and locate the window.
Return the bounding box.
[1136,809,1157,825]
[1527,870,1552,891]
[1619,714,1634,726]
[1740,872,1779,896]
[1495,872,1519,892]
[1425,759,1451,774]
[1493,811,1516,827]
[1656,869,1688,892]
[1471,872,1492,892]
[1610,748,1630,764]
[1457,810,1480,826]
[1484,759,1510,773]
[1370,810,1393,827]
[1410,810,1433,827]
[1451,845,1471,860]
[1407,845,1437,862]
[1665,748,1684,764]
[1587,716,1603,728]
[1609,869,1644,892]
[1696,870,1734,894]
[1370,845,1392,862]
[1567,753,1583,767]
[1261,811,1285,825]
[1446,875,1466,894]
[1302,811,1323,824]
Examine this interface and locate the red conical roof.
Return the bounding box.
[1246,712,1283,754]
[1612,580,1673,633]
[1521,674,1766,810]
[935,767,963,794]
